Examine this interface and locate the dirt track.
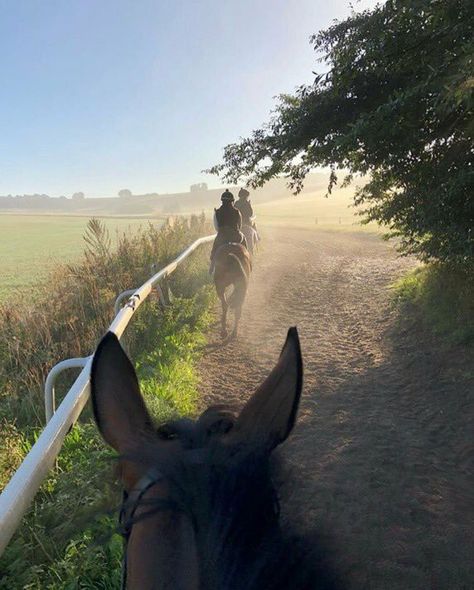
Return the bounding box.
[198,227,473,590]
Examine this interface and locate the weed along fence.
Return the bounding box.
[0,233,215,556]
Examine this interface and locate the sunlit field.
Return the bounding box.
[0,189,380,301]
[0,188,378,302]
[177,185,382,233]
[256,186,381,232]
[0,214,159,299]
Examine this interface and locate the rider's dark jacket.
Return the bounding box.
[235,198,254,225]
[215,202,242,230]
[211,202,246,260]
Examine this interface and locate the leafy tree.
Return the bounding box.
[208,0,473,266]
[118,189,132,198]
[71,191,85,200]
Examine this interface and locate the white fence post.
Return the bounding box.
[44,357,90,423]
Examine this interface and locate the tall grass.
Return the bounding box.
[393,263,474,346]
[0,215,214,588]
[0,215,210,426]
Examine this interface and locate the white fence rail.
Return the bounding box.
[0,234,215,556]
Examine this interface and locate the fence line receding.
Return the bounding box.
[0,233,215,556]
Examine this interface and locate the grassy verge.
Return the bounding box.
[392,263,474,346]
[0,216,214,588]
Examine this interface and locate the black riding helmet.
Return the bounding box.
[221,190,234,203]
[238,188,250,199]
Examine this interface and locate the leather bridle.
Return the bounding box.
[117,445,206,588]
[118,469,176,590]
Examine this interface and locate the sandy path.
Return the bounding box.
[197,227,473,590]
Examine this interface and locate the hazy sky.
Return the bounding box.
[1,0,378,197]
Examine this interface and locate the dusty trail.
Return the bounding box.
[198,227,473,590]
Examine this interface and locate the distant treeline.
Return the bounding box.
[0,195,66,210]
[0,192,86,209]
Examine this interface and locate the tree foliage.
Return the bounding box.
[208,0,473,266]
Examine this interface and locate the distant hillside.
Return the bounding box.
[0,173,332,217]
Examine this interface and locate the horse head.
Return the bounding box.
[91,328,304,589]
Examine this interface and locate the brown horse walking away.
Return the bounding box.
[91,328,342,590]
[213,242,251,339]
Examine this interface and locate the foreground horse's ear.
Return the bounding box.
[234,327,303,450]
[91,332,154,453]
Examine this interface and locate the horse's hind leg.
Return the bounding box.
[221,297,229,338]
[216,285,228,339]
[231,303,242,340]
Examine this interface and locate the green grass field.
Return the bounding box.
[0,215,159,299]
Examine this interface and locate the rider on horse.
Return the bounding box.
[235,188,259,238]
[235,188,254,226]
[210,189,247,274]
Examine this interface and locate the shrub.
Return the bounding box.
[393,264,474,346]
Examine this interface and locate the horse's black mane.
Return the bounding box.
[123,406,342,590]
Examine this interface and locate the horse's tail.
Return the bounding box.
[227,252,248,308]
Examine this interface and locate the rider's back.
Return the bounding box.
[235,198,253,225]
[215,202,241,230]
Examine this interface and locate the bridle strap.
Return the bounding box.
[117,450,205,588]
[119,469,164,590]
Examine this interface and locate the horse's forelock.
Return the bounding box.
[155,405,236,448]
[132,408,277,517]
